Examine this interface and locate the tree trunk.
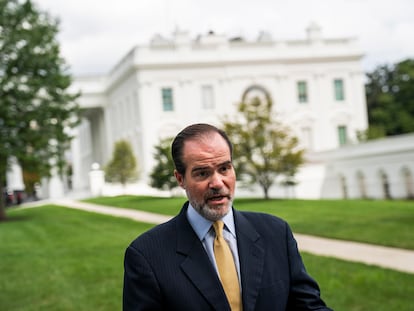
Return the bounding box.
[263,186,270,200]
[0,158,9,221]
[0,205,6,221]
[0,180,7,221]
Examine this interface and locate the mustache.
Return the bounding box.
[204,189,231,199]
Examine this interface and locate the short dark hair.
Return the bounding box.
[171,123,233,175]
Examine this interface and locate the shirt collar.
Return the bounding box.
[187,203,236,240]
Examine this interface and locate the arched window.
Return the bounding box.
[401,167,414,199]
[356,171,367,199]
[339,174,348,199]
[241,85,272,107]
[379,170,392,200]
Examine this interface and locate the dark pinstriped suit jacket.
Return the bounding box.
[123,202,332,311]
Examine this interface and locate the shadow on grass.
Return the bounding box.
[1,214,31,222]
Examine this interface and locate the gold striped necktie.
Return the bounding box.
[213,220,242,311]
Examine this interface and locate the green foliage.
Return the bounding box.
[364,58,414,139]
[0,0,80,218]
[222,89,304,199]
[149,137,177,191]
[22,168,40,197]
[105,140,138,186]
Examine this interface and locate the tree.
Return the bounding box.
[222,86,304,199]
[149,137,177,191]
[363,59,414,139]
[22,169,40,198]
[0,0,80,220]
[105,140,138,187]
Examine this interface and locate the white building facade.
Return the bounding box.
[69,24,374,199]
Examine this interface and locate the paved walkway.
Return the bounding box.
[22,198,414,274]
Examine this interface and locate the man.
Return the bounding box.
[123,123,333,311]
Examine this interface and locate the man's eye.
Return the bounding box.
[196,171,208,178]
[220,165,232,173]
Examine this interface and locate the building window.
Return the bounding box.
[340,174,348,199]
[201,85,215,109]
[337,125,347,146]
[379,170,392,199]
[334,79,345,101]
[402,167,414,199]
[297,81,308,103]
[162,88,174,111]
[356,171,368,199]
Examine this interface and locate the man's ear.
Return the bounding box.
[174,170,185,189]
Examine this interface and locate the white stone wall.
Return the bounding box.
[313,133,414,200]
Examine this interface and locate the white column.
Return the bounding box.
[89,163,105,197]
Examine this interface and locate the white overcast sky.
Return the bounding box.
[33,0,414,76]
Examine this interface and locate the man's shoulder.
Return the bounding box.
[235,209,290,237]
[129,214,180,248]
[238,209,287,225]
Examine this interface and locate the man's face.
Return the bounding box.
[174,132,236,221]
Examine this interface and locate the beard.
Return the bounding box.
[187,189,233,222]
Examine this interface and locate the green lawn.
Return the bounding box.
[84,195,414,249]
[1,204,413,310]
[0,205,152,311]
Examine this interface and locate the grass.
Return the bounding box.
[83,195,183,215]
[0,205,152,311]
[1,204,413,310]
[84,195,414,250]
[302,253,414,311]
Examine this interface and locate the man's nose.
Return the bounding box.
[209,172,224,189]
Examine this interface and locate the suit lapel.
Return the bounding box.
[234,210,265,311]
[176,203,231,311]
